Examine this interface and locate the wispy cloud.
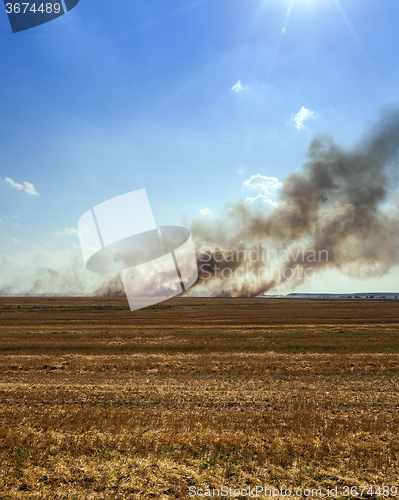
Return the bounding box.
[231,80,243,93]
[13,238,24,244]
[243,173,282,207]
[4,177,39,196]
[199,207,211,216]
[291,106,316,130]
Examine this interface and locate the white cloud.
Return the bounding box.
[291,106,316,130]
[13,239,23,244]
[57,227,79,238]
[0,219,2,223]
[4,177,39,195]
[243,173,282,208]
[199,208,211,216]
[232,80,243,93]
[243,174,282,195]
[244,194,278,208]
[64,228,80,237]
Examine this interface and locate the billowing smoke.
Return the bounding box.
[190,107,399,296]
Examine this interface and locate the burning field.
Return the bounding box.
[1,104,399,499]
[0,296,398,499]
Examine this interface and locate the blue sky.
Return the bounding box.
[1,0,399,293]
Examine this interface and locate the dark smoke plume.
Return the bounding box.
[190,107,399,297]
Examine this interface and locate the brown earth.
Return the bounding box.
[0,297,398,499]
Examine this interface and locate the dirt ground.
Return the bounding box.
[0,297,398,499]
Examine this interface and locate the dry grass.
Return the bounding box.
[0,297,398,499]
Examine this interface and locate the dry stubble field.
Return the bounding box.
[0,297,398,499]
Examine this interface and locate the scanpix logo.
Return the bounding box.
[3,0,79,33]
[78,189,198,311]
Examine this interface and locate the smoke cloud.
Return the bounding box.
[191,107,399,296]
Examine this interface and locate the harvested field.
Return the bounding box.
[0,297,398,499]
